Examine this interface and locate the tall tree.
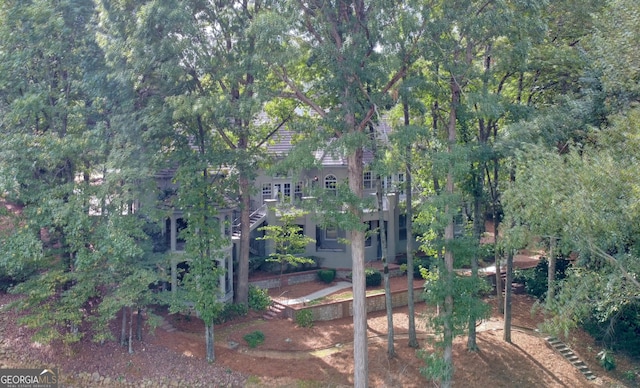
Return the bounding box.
[254,1,428,385]
[96,0,286,306]
[0,0,159,345]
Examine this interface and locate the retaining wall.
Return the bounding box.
[283,286,424,322]
[249,269,321,289]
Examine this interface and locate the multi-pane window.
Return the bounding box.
[274,182,291,201]
[294,181,303,201]
[325,174,337,195]
[325,227,338,240]
[363,171,372,189]
[397,173,405,194]
[365,221,373,247]
[262,183,272,202]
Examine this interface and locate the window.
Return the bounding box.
[176,218,188,251]
[294,182,303,201]
[325,227,338,240]
[383,175,392,192]
[397,173,405,195]
[365,221,373,247]
[274,182,291,201]
[325,174,337,195]
[363,171,372,189]
[399,214,407,241]
[262,183,272,202]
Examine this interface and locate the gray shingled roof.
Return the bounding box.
[266,119,391,166]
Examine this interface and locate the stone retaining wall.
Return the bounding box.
[249,269,320,289]
[283,286,424,322]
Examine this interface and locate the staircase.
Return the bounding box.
[232,205,267,239]
[545,336,596,381]
[262,301,287,320]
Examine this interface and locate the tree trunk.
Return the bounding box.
[205,322,215,362]
[503,250,514,343]
[404,93,418,349]
[136,307,142,341]
[467,191,483,352]
[494,215,503,314]
[547,237,556,303]
[120,306,127,346]
[376,173,395,358]
[128,306,134,354]
[236,171,251,306]
[441,75,459,388]
[348,148,368,388]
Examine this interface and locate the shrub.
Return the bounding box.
[347,268,383,287]
[413,256,434,279]
[365,268,382,287]
[582,302,640,357]
[295,309,314,328]
[317,269,336,284]
[512,257,571,300]
[623,370,637,382]
[214,303,248,324]
[243,330,265,348]
[248,285,271,311]
[597,349,616,371]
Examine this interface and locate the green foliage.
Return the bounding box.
[295,309,314,328]
[582,302,640,358]
[258,210,316,278]
[317,269,336,284]
[597,349,616,371]
[418,349,453,385]
[513,258,571,300]
[365,268,382,288]
[243,330,265,348]
[248,286,271,312]
[623,370,637,382]
[396,255,434,279]
[214,303,248,325]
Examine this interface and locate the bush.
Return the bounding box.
[214,303,248,324]
[295,309,314,328]
[413,256,434,279]
[512,257,571,300]
[248,285,271,311]
[598,349,616,371]
[317,269,336,284]
[243,330,265,348]
[365,268,382,287]
[346,268,383,287]
[397,255,434,279]
[583,302,640,357]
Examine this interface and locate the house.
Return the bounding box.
[161,124,418,301]
[156,168,236,303]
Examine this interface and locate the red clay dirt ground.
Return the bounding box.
[0,276,637,387]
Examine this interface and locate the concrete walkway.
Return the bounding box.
[278,281,352,306]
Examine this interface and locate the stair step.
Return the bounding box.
[545,336,597,381]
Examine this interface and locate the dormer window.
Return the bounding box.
[325,174,337,195]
